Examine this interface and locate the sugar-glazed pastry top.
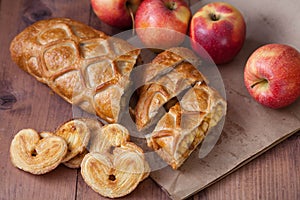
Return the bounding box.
[10,18,140,123]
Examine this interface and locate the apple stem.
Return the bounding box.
[250,79,268,89]
[209,13,220,21]
[166,2,176,10]
[128,7,135,36]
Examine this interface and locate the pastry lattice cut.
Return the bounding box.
[135,47,207,131]
[134,47,227,169]
[147,82,226,169]
[10,18,140,123]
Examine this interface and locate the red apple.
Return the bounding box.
[189,2,246,64]
[244,44,300,109]
[135,0,191,50]
[91,0,141,29]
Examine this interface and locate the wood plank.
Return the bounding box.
[193,131,300,200]
[0,0,90,199]
[1,0,299,200]
[77,174,170,200]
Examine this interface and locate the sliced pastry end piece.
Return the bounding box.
[147,83,227,169]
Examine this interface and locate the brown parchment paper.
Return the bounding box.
[150,0,300,199]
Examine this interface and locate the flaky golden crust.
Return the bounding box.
[89,123,130,153]
[10,118,102,172]
[135,48,206,131]
[81,152,143,198]
[10,129,67,175]
[55,119,91,162]
[134,47,226,169]
[10,18,140,123]
[147,82,226,169]
[142,47,203,83]
[81,124,150,198]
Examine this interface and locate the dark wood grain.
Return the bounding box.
[0,0,299,200]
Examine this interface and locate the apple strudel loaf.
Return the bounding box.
[10,18,140,123]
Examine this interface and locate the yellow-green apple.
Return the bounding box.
[189,2,246,64]
[244,44,300,109]
[135,0,191,50]
[91,0,141,29]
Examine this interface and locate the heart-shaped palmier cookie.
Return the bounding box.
[81,150,147,198]
[89,123,129,153]
[62,118,103,168]
[10,129,67,175]
[88,123,150,179]
[55,119,91,162]
[81,124,149,198]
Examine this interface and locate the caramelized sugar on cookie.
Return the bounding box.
[81,124,149,198]
[89,123,130,153]
[55,119,91,162]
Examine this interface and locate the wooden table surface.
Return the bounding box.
[0,0,299,199]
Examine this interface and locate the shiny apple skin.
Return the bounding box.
[135,0,191,49]
[190,2,246,64]
[91,0,141,28]
[244,44,300,109]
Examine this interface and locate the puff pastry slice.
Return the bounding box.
[142,47,202,83]
[135,48,206,130]
[147,81,226,169]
